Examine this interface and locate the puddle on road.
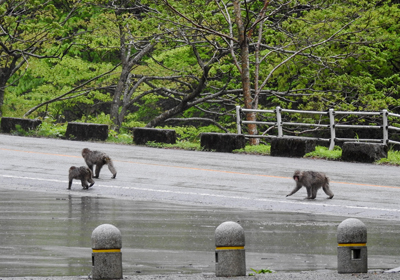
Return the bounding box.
[0,188,399,277]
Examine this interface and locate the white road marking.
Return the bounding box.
[2,174,400,214]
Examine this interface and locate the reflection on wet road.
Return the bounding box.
[0,188,399,277]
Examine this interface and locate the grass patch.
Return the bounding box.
[9,122,67,138]
[305,145,342,160]
[249,268,274,276]
[35,122,67,138]
[306,145,400,165]
[233,144,270,155]
[107,129,133,144]
[376,149,400,166]
[145,141,202,151]
[10,124,30,136]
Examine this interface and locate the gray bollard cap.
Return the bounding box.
[92,224,122,249]
[337,218,367,244]
[215,221,245,247]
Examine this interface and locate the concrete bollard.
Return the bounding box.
[337,218,368,273]
[215,221,246,277]
[91,224,123,279]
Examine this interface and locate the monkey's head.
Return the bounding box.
[293,170,301,181]
[82,148,91,157]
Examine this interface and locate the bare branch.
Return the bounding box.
[254,17,359,103]
[162,0,237,43]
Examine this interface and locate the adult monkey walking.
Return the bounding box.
[287,170,334,199]
[81,148,117,179]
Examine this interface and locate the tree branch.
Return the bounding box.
[23,63,121,117]
[162,0,237,43]
[253,17,359,104]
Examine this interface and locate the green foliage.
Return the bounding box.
[107,129,133,144]
[377,148,400,166]
[249,268,274,276]
[305,145,400,165]
[5,56,116,119]
[34,122,67,138]
[159,125,225,143]
[78,112,113,126]
[3,0,400,137]
[305,146,342,160]
[145,141,201,151]
[233,144,270,155]
[122,119,147,129]
[10,125,29,136]
[8,121,66,138]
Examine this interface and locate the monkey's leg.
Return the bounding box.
[308,185,319,199]
[80,179,89,189]
[94,164,104,178]
[87,164,94,173]
[286,184,302,197]
[306,187,312,198]
[107,161,117,179]
[88,177,95,188]
[322,184,334,199]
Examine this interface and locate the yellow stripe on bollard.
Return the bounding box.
[92,249,121,253]
[216,246,244,250]
[338,243,366,247]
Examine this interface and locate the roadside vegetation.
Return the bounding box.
[249,268,274,276]
[2,1,400,142]
[6,120,400,166]
[2,0,400,166]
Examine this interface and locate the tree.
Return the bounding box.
[104,0,159,130]
[95,0,236,130]
[159,0,380,144]
[143,42,231,128]
[16,0,400,137]
[0,0,81,117]
[19,0,236,131]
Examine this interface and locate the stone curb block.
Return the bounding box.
[1,117,42,133]
[66,122,108,141]
[200,133,246,153]
[133,127,176,145]
[271,138,316,157]
[341,142,388,163]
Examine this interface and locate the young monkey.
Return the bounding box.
[68,166,95,190]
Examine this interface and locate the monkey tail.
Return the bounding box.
[105,156,117,178]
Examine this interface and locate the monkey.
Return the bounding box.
[68,166,95,190]
[81,148,117,179]
[286,170,334,199]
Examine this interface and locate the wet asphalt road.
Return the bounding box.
[0,134,400,277]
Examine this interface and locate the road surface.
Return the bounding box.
[0,134,399,277]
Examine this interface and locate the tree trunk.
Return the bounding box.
[0,88,4,117]
[233,0,259,145]
[0,65,14,117]
[110,67,130,131]
[110,19,156,131]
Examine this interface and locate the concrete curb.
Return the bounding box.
[2,270,400,280]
